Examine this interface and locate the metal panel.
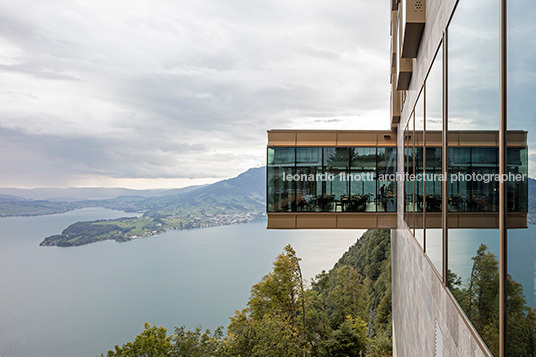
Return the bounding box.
[267,131,296,146]
[267,213,398,230]
[296,132,337,146]
[400,0,426,58]
[267,214,296,229]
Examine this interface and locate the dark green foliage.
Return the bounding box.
[40,217,165,246]
[328,229,393,342]
[324,316,369,357]
[102,229,393,356]
[105,323,172,357]
[39,167,267,247]
[227,244,309,357]
[449,244,536,357]
[41,220,127,246]
[0,199,82,217]
[172,326,224,356]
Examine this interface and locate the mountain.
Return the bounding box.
[0,185,207,202]
[0,194,27,202]
[91,166,266,216]
[39,167,266,246]
[140,166,265,216]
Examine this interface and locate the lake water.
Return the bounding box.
[426,225,536,308]
[0,208,363,357]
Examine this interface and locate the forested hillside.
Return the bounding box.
[103,229,392,357]
[40,167,266,246]
[94,167,266,216]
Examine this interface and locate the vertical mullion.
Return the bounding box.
[499,0,507,355]
[442,30,449,286]
[296,147,298,212]
[423,84,427,253]
[376,147,378,212]
[413,111,416,237]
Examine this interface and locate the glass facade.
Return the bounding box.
[415,92,424,247]
[268,0,534,354]
[447,0,501,354]
[507,1,536,355]
[448,148,500,212]
[267,146,396,213]
[394,1,531,354]
[267,147,295,212]
[425,43,444,276]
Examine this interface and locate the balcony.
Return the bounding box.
[266,130,528,230]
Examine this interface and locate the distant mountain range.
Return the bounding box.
[87,166,266,216]
[37,167,266,246]
[0,185,207,202]
[0,167,266,218]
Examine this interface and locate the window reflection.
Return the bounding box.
[267,147,295,212]
[425,148,442,212]
[507,148,528,212]
[296,148,322,212]
[350,148,376,212]
[448,148,499,212]
[324,148,350,212]
[507,1,535,355]
[267,146,397,213]
[447,0,501,354]
[377,148,397,212]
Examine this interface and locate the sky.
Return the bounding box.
[0,0,391,189]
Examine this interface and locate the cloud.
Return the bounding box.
[0,0,390,188]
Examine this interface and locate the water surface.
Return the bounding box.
[0,208,362,357]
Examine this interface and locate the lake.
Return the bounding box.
[426,225,536,308]
[0,208,363,357]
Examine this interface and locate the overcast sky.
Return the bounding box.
[0,0,390,189]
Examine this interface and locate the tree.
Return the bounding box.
[451,244,536,357]
[105,323,172,357]
[104,230,396,357]
[228,244,309,356]
[171,325,224,356]
[324,316,369,357]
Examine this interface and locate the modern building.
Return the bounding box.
[266,0,534,356]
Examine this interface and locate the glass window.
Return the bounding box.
[427,44,443,131]
[424,43,443,276]
[415,92,424,247]
[447,229,500,356]
[507,1,535,355]
[404,124,413,226]
[267,147,295,212]
[267,146,398,214]
[350,148,376,212]
[377,148,397,212]
[296,148,323,212]
[425,148,442,212]
[448,0,499,131]
[448,0,500,354]
[448,148,499,213]
[506,147,528,212]
[324,148,350,212]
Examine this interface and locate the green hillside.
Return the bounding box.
[103,229,393,357]
[40,167,266,246]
